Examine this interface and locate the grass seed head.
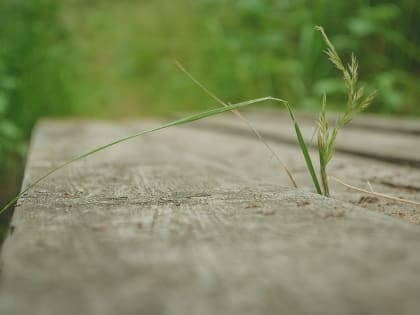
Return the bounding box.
[315,26,376,196]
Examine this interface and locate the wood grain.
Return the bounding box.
[187,111,420,223]
[1,119,420,315]
[193,109,420,167]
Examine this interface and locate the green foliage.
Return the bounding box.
[0,0,79,217]
[63,0,419,116]
[0,0,78,133]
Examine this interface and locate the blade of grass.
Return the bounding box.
[284,102,322,195]
[176,60,322,194]
[175,60,298,188]
[0,97,281,215]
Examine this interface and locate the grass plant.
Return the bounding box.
[0,96,288,215]
[176,27,376,197]
[0,26,379,215]
[315,26,376,196]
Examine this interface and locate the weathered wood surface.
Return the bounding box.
[1,117,420,315]
[193,109,420,167]
[188,110,420,224]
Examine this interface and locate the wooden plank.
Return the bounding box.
[192,109,420,167]
[243,109,420,135]
[1,120,420,315]
[188,111,420,223]
[347,113,420,135]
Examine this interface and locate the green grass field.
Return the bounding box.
[62,0,420,117]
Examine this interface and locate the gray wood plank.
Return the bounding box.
[243,109,420,135]
[345,113,420,135]
[187,111,420,223]
[192,109,420,167]
[1,120,420,315]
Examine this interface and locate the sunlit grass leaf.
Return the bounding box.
[0,96,284,214]
[284,102,322,195]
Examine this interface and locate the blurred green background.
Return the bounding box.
[1,0,419,238]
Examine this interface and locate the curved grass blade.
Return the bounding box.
[284,102,322,195]
[0,96,281,215]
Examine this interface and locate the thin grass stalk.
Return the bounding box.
[175,61,298,188]
[317,93,330,196]
[0,97,280,215]
[330,176,420,207]
[320,164,330,197]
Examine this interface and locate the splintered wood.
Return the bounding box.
[1,113,419,315]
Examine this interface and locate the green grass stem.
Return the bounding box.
[0,96,286,215]
[315,26,375,196]
[175,60,298,188]
[284,102,322,195]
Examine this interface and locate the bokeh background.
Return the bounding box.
[1,0,419,237]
